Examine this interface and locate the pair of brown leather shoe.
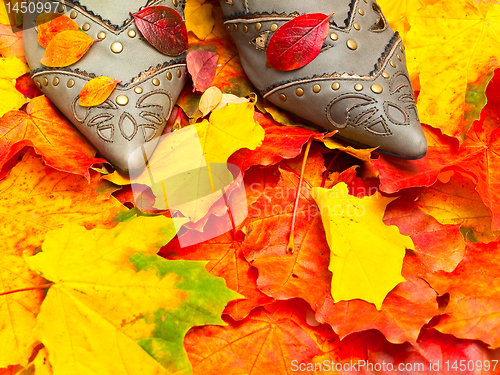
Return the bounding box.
[23,0,427,172]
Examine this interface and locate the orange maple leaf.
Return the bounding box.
[0,96,105,179]
[374,70,500,231]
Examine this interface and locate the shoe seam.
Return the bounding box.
[261,33,400,97]
[30,59,187,87]
[62,0,180,31]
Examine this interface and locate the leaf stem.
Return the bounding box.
[287,137,313,253]
[0,283,54,297]
[321,151,341,188]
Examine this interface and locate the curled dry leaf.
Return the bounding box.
[131,6,188,56]
[36,13,79,48]
[266,13,333,71]
[213,93,250,111]
[79,76,120,107]
[198,86,222,117]
[40,30,95,67]
[187,49,218,92]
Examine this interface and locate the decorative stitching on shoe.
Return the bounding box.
[96,124,114,142]
[88,113,114,127]
[326,93,376,129]
[71,96,89,123]
[140,111,163,125]
[383,101,409,125]
[390,71,411,94]
[353,108,378,126]
[223,11,299,22]
[131,62,186,84]
[365,117,392,136]
[141,125,158,142]
[399,94,414,103]
[341,0,356,29]
[136,90,172,110]
[407,104,420,122]
[369,32,399,76]
[97,99,118,110]
[119,112,138,141]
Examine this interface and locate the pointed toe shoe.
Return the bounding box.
[23,0,187,171]
[220,0,427,159]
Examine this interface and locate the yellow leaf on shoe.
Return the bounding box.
[79,76,119,107]
[40,30,94,67]
[311,183,413,310]
[185,0,214,40]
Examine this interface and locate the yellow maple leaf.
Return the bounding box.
[196,101,264,164]
[311,183,413,310]
[377,0,434,39]
[0,153,125,367]
[0,56,28,116]
[185,0,214,40]
[25,216,238,375]
[404,0,500,140]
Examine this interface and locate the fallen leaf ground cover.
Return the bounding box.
[1,0,500,374]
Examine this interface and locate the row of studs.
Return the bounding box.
[227,5,367,51]
[35,69,184,106]
[227,0,370,35]
[277,44,405,102]
[52,4,140,54]
[278,82,382,102]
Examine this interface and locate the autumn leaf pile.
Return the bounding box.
[2,0,500,374]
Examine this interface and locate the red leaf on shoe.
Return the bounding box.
[131,6,188,56]
[187,50,218,92]
[266,13,333,71]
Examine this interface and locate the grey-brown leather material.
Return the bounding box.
[23,0,187,171]
[221,0,427,158]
